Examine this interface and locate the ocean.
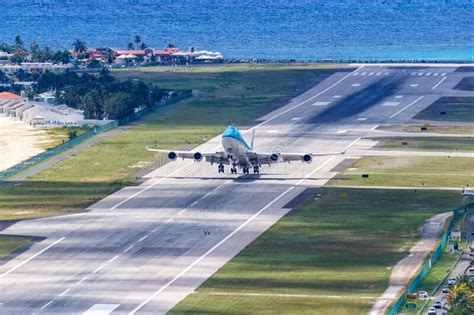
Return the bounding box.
[1,0,473,61]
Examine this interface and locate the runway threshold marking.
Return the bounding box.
[129,157,339,315]
[432,77,447,89]
[390,96,424,119]
[0,237,66,280]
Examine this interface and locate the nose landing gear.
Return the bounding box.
[218,164,224,173]
[253,166,260,174]
[231,167,237,174]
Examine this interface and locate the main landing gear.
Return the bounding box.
[231,167,237,174]
[242,167,250,174]
[253,166,260,174]
[218,164,224,173]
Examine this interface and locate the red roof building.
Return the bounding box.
[0,92,22,99]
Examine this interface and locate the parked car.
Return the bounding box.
[427,307,437,315]
[418,291,429,299]
[448,277,456,285]
[433,300,443,309]
[442,286,449,293]
[468,267,474,276]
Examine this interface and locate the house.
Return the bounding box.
[33,91,56,105]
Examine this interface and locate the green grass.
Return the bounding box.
[402,124,474,135]
[454,77,474,92]
[414,97,474,122]
[170,188,460,314]
[376,137,474,152]
[330,156,474,188]
[0,235,32,259]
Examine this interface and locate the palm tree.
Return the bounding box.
[140,42,147,50]
[73,39,87,53]
[448,283,474,312]
[14,35,24,52]
[127,42,134,50]
[134,35,141,49]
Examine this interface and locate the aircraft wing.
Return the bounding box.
[249,150,345,164]
[146,146,227,163]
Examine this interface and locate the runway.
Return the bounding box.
[0,65,471,314]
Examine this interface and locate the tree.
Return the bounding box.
[103,92,135,120]
[10,53,23,65]
[167,43,176,48]
[134,35,141,49]
[140,42,147,50]
[448,283,474,313]
[73,39,87,53]
[14,35,24,52]
[127,42,134,50]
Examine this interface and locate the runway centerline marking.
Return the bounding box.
[77,277,88,285]
[352,83,361,87]
[138,235,148,242]
[41,300,53,310]
[0,237,65,280]
[432,77,447,89]
[59,288,70,297]
[191,201,198,207]
[390,96,424,118]
[124,245,134,253]
[410,84,418,87]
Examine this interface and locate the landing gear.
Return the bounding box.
[231,167,237,174]
[242,167,250,175]
[253,166,260,174]
[218,164,224,173]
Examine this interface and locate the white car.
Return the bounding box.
[418,291,429,299]
[442,286,449,293]
[448,277,456,285]
[468,267,474,276]
[433,300,443,309]
[427,307,437,315]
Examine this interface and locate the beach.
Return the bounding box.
[0,117,49,172]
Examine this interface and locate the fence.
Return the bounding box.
[387,207,465,315]
[0,91,192,180]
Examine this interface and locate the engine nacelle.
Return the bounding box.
[168,151,177,161]
[193,152,203,162]
[270,153,279,162]
[302,154,312,163]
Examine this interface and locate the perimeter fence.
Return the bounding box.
[387,206,465,315]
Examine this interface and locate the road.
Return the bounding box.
[0,65,472,314]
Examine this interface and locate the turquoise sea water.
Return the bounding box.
[1,0,473,61]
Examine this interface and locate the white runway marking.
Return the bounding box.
[368,72,374,76]
[383,72,389,75]
[108,255,119,263]
[0,237,66,280]
[267,130,278,133]
[41,300,53,310]
[353,73,359,76]
[432,77,447,89]
[361,72,367,75]
[124,245,134,253]
[382,102,400,107]
[312,101,330,106]
[59,288,70,297]
[357,117,368,121]
[191,200,199,207]
[390,96,424,118]
[410,84,418,87]
[426,72,432,76]
[395,95,403,99]
[352,83,361,87]
[337,130,347,134]
[441,73,446,76]
[291,117,301,121]
[138,235,148,242]
[417,73,424,76]
[77,277,88,285]
[83,304,120,315]
[376,72,381,75]
[93,264,105,274]
[333,95,342,98]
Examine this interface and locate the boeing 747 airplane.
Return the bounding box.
[146,125,344,174]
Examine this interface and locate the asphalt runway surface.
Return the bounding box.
[0,65,472,314]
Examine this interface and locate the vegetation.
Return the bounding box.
[0,236,32,259]
[35,70,165,119]
[448,282,474,313]
[170,188,461,314]
[39,127,89,150]
[376,137,474,152]
[414,97,474,122]
[402,124,474,135]
[330,156,474,188]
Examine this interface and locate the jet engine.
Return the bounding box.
[302,154,312,163]
[193,152,203,162]
[168,152,177,161]
[270,153,279,162]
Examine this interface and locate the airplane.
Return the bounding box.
[146,125,344,174]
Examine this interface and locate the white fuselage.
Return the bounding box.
[222,136,250,166]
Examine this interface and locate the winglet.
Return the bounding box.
[250,129,255,151]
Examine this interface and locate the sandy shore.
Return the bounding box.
[0,117,50,172]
